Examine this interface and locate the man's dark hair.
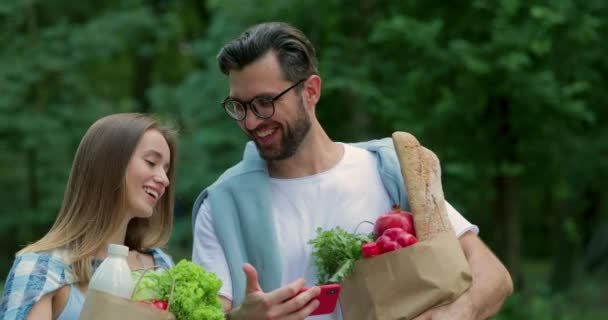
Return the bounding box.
[217,22,319,83]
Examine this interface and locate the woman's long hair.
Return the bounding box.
[18,113,177,283]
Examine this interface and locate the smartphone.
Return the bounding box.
[297,284,341,316]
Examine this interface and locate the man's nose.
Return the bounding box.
[242,105,264,130]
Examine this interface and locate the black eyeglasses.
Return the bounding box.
[221,79,306,121]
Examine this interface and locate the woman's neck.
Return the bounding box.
[94,217,130,259]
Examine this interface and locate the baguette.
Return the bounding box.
[391,132,453,241]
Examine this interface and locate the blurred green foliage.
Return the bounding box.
[1,0,607,317]
[496,261,608,319]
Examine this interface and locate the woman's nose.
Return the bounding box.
[155,169,170,187]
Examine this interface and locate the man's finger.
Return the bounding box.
[286,297,320,320]
[266,278,307,305]
[280,285,320,316]
[243,263,262,294]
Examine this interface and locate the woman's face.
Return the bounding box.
[124,129,171,219]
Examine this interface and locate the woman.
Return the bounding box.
[0,113,178,320]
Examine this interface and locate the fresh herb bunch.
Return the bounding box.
[308,227,373,285]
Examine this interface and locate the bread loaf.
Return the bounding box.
[391,132,453,241]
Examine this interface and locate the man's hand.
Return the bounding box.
[412,291,477,320]
[229,263,321,320]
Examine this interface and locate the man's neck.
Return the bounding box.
[267,125,343,179]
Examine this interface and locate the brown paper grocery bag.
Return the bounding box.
[79,289,176,320]
[340,232,472,320]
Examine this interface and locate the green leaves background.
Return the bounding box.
[1,0,607,317]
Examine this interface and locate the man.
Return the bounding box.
[192,22,513,319]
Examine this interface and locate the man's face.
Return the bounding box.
[228,52,311,161]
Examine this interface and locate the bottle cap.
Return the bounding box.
[361,242,379,258]
[108,244,129,257]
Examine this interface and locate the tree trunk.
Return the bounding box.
[132,0,165,112]
[132,54,153,113]
[491,97,522,287]
[494,173,521,286]
[27,149,39,210]
[584,178,608,273]
[26,2,39,212]
[549,196,577,290]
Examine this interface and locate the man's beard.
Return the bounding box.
[256,98,311,161]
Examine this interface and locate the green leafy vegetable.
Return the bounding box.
[132,270,163,301]
[132,260,224,320]
[308,227,372,285]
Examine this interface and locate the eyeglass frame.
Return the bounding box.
[221,78,306,121]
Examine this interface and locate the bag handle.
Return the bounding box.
[353,220,375,235]
[131,265,176,311]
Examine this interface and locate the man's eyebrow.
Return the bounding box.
[228,91,276,102]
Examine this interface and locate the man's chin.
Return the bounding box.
[258,149,281,161]
[254,140,297,161]
[254,142,278,160]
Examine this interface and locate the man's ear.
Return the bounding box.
[303,75,321,109]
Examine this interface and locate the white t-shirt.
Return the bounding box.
[192,144,478,319]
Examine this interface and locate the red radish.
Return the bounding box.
[394,232,417,247]
[138,299,169,311]
[151,299,169,310]
[361,242,380,258]
[378,227,418,254]
[376,235,400,253]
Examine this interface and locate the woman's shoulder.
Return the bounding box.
[19,248,72,260]
[14,249,74,278]
[11,249,76,285]
[142,247,175,269]
[1,250,74,319]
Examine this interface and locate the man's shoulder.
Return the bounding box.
[349,137,395,151]
[210,141,267,186]
[347,137,401,176]
[212,159,266,188]
[191,143,267,222]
